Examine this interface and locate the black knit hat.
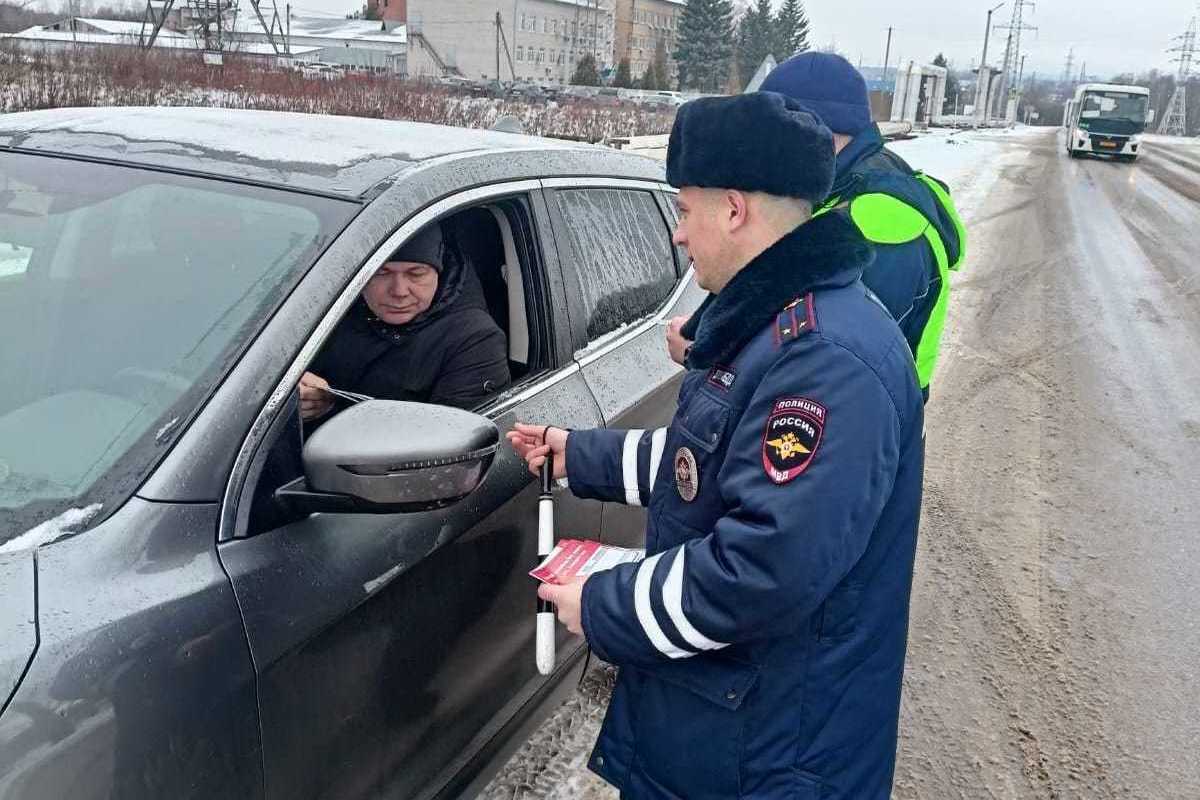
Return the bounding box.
[666,91,835,204]
[389,223,446,272]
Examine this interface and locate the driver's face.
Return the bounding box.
[362,261,439,325]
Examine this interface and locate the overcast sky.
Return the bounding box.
[92,0,1193,80]
[805,0,1190,81]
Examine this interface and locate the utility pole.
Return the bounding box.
[1060,47,1074,93]
[1158,13,1196,136]
[976,2,1005,125]
[883,26,893,85]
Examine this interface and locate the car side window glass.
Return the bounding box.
[553,189,676,344]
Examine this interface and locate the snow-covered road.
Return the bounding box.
[481,127,1200,799]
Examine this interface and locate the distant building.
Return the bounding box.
[0,19,317,61]
[231,13,408,72]
[612,0,683,86]
[404,0,615,84]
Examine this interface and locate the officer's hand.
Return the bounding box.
[665,315,692,366]
[506,423,569,479]
[538,577,588,636]
[298,371,334,421]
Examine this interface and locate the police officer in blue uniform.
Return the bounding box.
[508,92,925,799]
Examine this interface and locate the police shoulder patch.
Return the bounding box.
[774,293,817,346]
[762,396,826,484]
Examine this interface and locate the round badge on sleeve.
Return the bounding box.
[674,447,699,502]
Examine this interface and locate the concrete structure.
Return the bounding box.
[890,61,947,128]
[612,0,683,86]
[405,0,614,84]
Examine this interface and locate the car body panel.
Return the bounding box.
[0,499,260,800]
[219,372,603,800]
[0,554,36,717]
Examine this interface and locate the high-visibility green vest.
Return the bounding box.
[815,173,966,389]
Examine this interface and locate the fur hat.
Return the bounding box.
[666,91,835,204]
[389,223,446,272]
[760,52,873,136]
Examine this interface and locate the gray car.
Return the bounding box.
[0,107,700,799]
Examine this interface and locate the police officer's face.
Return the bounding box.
[362,261,439,325]
[673,187,737,293]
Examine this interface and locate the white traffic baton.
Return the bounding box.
[536,455,556,675]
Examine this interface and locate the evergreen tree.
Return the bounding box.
[570,53,600,86]
[653,38,670,91]
[614,57,633,88]
[772,0,810,61]
[675,0,735,92]
[735,0,774,92]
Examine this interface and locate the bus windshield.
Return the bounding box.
[1078,91,1148,135]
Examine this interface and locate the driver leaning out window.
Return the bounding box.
[300,222,511,420]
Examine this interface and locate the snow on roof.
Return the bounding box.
[8,25,318,55]
[229,13,406,44]
[75,17,184,37]
[0,106,587,197]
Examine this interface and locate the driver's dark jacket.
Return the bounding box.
[564,214,925,799]
[309,259,510,410]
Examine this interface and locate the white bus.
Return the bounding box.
[1063,83,1153,162]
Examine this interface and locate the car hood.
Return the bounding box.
[0,551,37,713]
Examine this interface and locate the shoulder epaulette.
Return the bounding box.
[774,293,817,346]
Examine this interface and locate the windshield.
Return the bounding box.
[0,152,357,546]
[1078,91,1148,135]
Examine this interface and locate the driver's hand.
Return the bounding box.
[665,315,692,366]
[299,371,334,421]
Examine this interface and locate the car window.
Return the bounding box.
[0,152,357,546]
[552,188,676,344]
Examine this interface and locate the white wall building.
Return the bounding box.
[406,0,614,84]
[230,13,408,72]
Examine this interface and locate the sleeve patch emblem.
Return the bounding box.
[762,397,825,484]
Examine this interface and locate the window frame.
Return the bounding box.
[220,182,572,542]
[540,177,685,357]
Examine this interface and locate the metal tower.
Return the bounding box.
[1158,14,1196,136]
[1059,47,1075,97]
[139,0,290,55]
[992,0,1038,118]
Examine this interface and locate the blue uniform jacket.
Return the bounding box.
[831,125,961,383]
[565,213,924,799]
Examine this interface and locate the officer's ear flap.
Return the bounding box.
[849,193,928,245]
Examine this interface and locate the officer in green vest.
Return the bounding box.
[761,53,965,398]
[669,54,966,399]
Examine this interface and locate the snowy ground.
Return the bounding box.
[481,126,1200,798]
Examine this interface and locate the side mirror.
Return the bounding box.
[277,401,499,515]
[1146,108,1156,124]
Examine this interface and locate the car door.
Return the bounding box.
[216,184,604,800]
[541,179,704,549]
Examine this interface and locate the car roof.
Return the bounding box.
[0,106,624,200]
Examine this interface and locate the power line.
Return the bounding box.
[1158,11,1196,136]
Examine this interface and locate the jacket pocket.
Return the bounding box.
[676,389,731,455]
[632,656,759,799]
[817,582,863,643]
